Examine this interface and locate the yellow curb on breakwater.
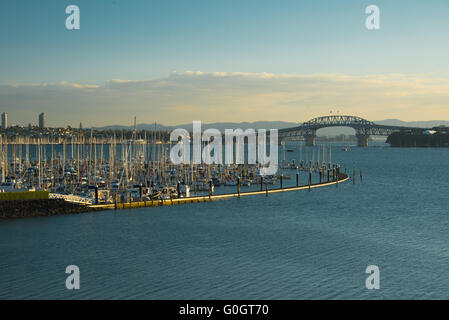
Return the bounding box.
[89,174,350,211]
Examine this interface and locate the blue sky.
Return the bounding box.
[0,0,449,126]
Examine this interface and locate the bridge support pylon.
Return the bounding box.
[356,133,369,147]
[305,133,316,147]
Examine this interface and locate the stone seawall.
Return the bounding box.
[0,199,103,219]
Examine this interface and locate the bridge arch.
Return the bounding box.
[278,115,420,147]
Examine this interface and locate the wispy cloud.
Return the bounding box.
[1,71,449,127]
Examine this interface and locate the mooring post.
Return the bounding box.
[237,177,240,198]
[209,180,212,199]
[336,167,340,188]
[114,192,117,210]
[319,170,322,183]
[95,186,99,205]
[327,169,330,182]
[177,181,181,198]
[309,171,312,191]
[280,174,283,189]
[296,173,299,187]
[260,176,263,191]
[360,169,363,182]
[139,184,143,201]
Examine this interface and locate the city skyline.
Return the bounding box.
[1,0,449,126]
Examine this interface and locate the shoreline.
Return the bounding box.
[0,198,102,219]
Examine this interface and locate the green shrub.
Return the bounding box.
[0,191,49,201]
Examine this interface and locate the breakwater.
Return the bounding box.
[91,173,350,210]
[0,199,101,219]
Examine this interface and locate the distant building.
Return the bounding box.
[39,113,45,129]
[1,112,7,129]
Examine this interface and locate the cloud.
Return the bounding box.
[59,81,100,89]
[1,71,449,127]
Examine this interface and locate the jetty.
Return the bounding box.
[90,172,350,211]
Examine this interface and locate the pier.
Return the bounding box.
[90,173,350,211]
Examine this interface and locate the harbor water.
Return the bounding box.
[1,143,449,299]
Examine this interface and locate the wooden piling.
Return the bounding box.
[209,180,212,199]
[353,168,356,184]
[309,171,312,192]
[95,186,99,205]
[237,177,240,198]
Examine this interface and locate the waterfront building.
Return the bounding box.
[39,113,45,129]
[1,112,7,129]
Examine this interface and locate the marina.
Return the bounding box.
[0,129,350,213]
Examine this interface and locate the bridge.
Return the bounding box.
[278,115,422,147]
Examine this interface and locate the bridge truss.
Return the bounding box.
[278,115,421,146]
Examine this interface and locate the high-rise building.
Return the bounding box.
[39,112,45,129]
[1,112,7,129]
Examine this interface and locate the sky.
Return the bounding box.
[0,0,448,127]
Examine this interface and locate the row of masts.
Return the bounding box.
[1,132,337,199]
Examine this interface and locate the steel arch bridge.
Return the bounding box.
[278,115,421,146]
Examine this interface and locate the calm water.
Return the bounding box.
[1,143,449,299]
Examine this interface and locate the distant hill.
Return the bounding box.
[93,119,449,136]
[374,119,449,128]
[94,121,299,132]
